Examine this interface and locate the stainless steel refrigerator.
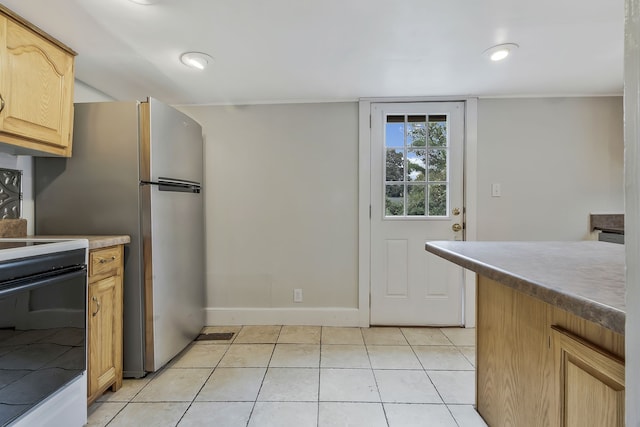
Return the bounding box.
[34,98,205,378]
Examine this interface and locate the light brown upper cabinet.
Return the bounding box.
[0,5,76,157]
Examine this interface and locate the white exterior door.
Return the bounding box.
[370,102,465,325]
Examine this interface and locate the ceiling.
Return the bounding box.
[0,0,625,105]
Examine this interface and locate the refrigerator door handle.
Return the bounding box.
[141,178,201,193]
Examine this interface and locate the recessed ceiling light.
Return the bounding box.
[483,43,519,61]
[180,52,214,70]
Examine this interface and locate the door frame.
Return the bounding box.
[357,96,478,328]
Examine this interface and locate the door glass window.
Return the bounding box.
[384,114,449,217]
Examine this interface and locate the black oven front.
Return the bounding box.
[0,246,87,426]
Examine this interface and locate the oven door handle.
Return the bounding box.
[0,266,87,298]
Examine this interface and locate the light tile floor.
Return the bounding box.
[88,326,487,427]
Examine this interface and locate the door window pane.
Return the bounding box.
[385,116,404,148]
[407,150,426,182]
[428,184,447,216]
[407,184,426,216]
[386,185,404,216]
[386,149,404,181]
[407,115,427,148]
[428,116,447,147]
[428,148,447,182]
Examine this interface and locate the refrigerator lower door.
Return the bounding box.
[142,182,205,371]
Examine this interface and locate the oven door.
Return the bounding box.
[0,254,87,426]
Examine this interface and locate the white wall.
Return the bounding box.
[477,97,624,241]
[182,102,360,325]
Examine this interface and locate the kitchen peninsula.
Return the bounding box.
[426,241,625,427]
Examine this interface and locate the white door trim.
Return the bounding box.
[357,96,478,328]
[358,100,372,327]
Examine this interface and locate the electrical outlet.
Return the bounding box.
[293,288,303,303]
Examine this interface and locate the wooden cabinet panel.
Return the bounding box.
[87,245,124,405]
[552,327,625,427]
[476,276,555,426]
[477,276,626,427]
[0,6,75,156]
[88,276,118,394]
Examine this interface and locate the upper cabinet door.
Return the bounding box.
[0,13,75,156]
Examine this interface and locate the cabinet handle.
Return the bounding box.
[0,94,4,113]
[92,296,101,316]
[99,255,117,264]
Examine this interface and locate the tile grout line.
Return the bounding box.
[362,326,391,427]
[102,401,126,427]
[244,325,282,427]
[317,326,323,427]
[403,327,457,425]
[102,362,162,426]
[97,328,237,426]
[172,335,235,426]
[438,327,476,427]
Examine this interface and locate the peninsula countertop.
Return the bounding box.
[425,241,625,335]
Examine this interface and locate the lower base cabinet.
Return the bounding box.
[87,245,124,405]
[477,276,625,427]
[552,327,625,427]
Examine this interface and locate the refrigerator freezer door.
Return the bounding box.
[145,98,204,184]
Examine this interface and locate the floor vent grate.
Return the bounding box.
[196,332,234,341]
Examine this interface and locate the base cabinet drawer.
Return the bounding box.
[90,246,123,277]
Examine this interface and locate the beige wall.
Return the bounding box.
[182,97,624,323]
[477,97,624,241]
[183,103,360,313]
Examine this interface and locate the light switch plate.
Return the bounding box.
[491,183,501,197]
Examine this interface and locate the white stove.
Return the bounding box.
[0,238,88,261]
[0,238,88,427]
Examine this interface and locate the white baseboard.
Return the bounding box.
[205,307,367,327]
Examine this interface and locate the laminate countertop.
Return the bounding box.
[425,241,625,335]
[30,235,131,250]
